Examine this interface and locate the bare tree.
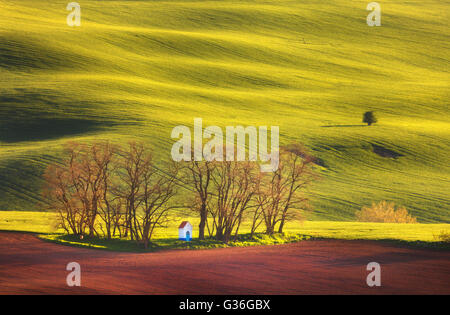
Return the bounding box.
[257,143,314,234]
[91,142,116,239]
[43,162,86,235]
[43,141,115,237]
[114,142,150,241]
[249,193,265,237]
[136,160,180,248]
[44,141,181,245]
[184,157,214,240]
[209,160,259,242]
[113,142,180,247]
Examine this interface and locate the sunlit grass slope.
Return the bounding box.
[0,1,449,222]
[1,211,448,248]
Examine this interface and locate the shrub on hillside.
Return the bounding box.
[355,201,417,223]
[363,111,377,126]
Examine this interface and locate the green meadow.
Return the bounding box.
[0,0,449,234]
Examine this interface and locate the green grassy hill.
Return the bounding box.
[0,0,449,222]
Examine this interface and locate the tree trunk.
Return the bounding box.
[107,224,111,240]
[278,220,284,234]
[198,203,207,240]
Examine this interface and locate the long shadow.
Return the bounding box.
[0,117,118,143]
[325,251,442,267]
[0,35,81,71]
[321,125,367,128]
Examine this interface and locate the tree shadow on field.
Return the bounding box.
[320,125,367,128]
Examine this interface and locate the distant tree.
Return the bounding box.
[363,111,377,126]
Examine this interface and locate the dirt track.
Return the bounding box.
[0,232,449,294]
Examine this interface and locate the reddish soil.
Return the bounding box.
[0,232,449,295]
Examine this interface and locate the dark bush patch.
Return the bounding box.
[371,144,403,158]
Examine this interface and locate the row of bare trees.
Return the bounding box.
[43,142,180,248]
[186,144,316,242]
[43,141,315,246]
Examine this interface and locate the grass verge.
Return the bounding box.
[2,211,449,251]
[38,233,312,252]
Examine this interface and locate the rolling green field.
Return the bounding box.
[0,0,449,224]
